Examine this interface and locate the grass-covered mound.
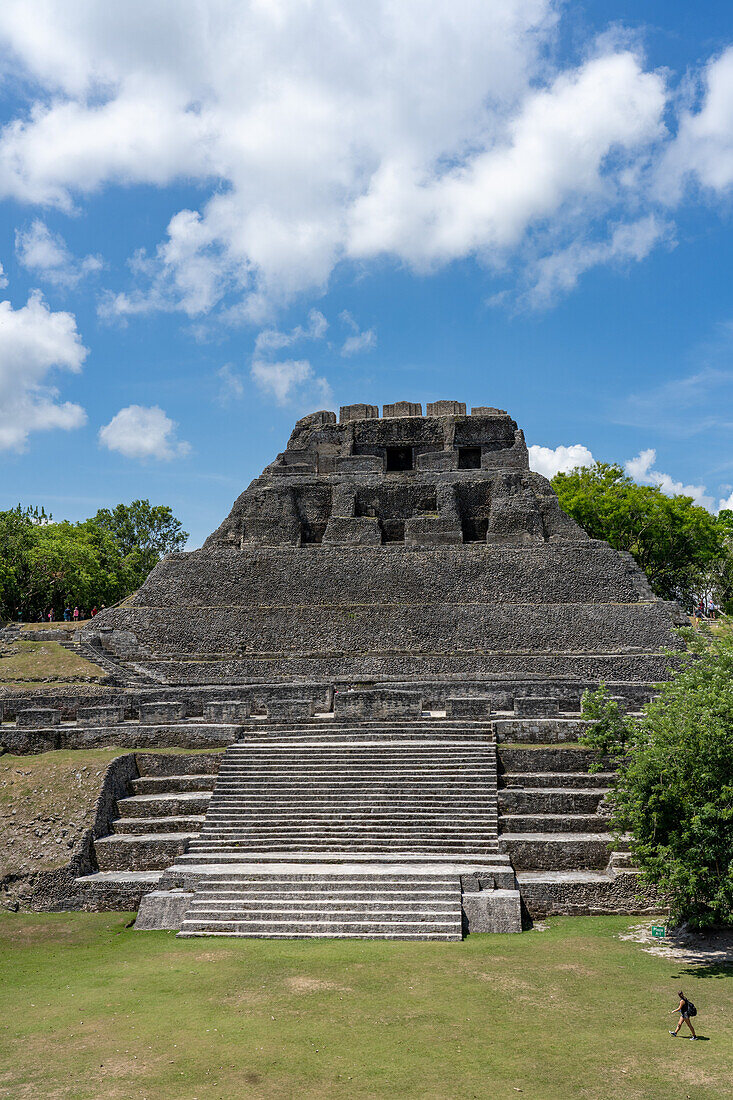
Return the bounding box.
[0,632,107,691]
[0,913,729,1099]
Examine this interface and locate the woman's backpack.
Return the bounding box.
[686,1001,697,1017]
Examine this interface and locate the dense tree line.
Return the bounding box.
[552,463,733,612]
[0,501,188,622]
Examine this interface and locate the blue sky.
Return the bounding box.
[0,1,731,547]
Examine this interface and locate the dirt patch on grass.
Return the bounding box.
[284,976,353,995]
[619,921,733,964]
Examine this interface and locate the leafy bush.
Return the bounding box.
[581,628,733,928]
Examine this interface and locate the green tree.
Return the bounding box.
[91,500,188,586]
[0,501,188,621]
[552,463,727,607]
[580,628,733,929]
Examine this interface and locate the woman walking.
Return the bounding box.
[670,991,697,1039]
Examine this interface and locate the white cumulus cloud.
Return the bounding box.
[251,358,332,407]
[98,404,190,460]
[0,290,87,450]
[15,219,102,287]
[0,2,688,320]
[528,443,596,479]
[624,448,714,510]
[659,46,733,201]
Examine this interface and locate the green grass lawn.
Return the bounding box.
[0,638,107,687]
[0,914,730,1100]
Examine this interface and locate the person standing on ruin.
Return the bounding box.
[73,606,79,623]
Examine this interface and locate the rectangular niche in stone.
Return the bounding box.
[385,445,414,472]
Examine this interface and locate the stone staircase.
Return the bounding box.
[497,745,641,916]
[180,738,500,860]
[238,718,496,743]
[136,724,517,939]
[498,746,614,871]
[76,753,219,907]
[178,868,464,940]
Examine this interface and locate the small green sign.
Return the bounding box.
[651,925,666,938]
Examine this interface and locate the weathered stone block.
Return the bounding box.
[334,454,383,473]
[135,890,192,931]
[339,403,379,423]
[203,700,252,723]
[267,698,314,720]
[462,889,522,933]
[77,705,124,727]
[514,697,560,718]
[383,402,422,417]
[16,707,61,729]
[426,400,466,416]
[404,515,462,546]
[139,701,187,724]
[416,450,458,471]
[334,688,422,720]
[446,697,493,719]
[323,516,382,545]
[471,407,508,416]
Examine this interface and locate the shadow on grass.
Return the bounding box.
[672,961,733,980]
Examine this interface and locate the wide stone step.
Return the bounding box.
[203,800,497,809]
[202,814,493,822]
[179,916,460,933]
[131,775,218,794]
[94,832,196,871]
[178,928,462,940]
[114,815,206,834]
[216,778,495,788]
[499,813,608,833]
[499,789,607,813]
[499,748,602,773]
[188,844,499,854]
[501,832,612,870]
[195,888,457,901]
[216,764,496,775]
[186,900,458,915]
[501,772,614,789]
[175,851,500,865]
[117,793,211,817]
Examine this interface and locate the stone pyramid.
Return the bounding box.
[87,400,683,706]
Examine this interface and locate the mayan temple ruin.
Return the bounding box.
[1,401,686,937]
